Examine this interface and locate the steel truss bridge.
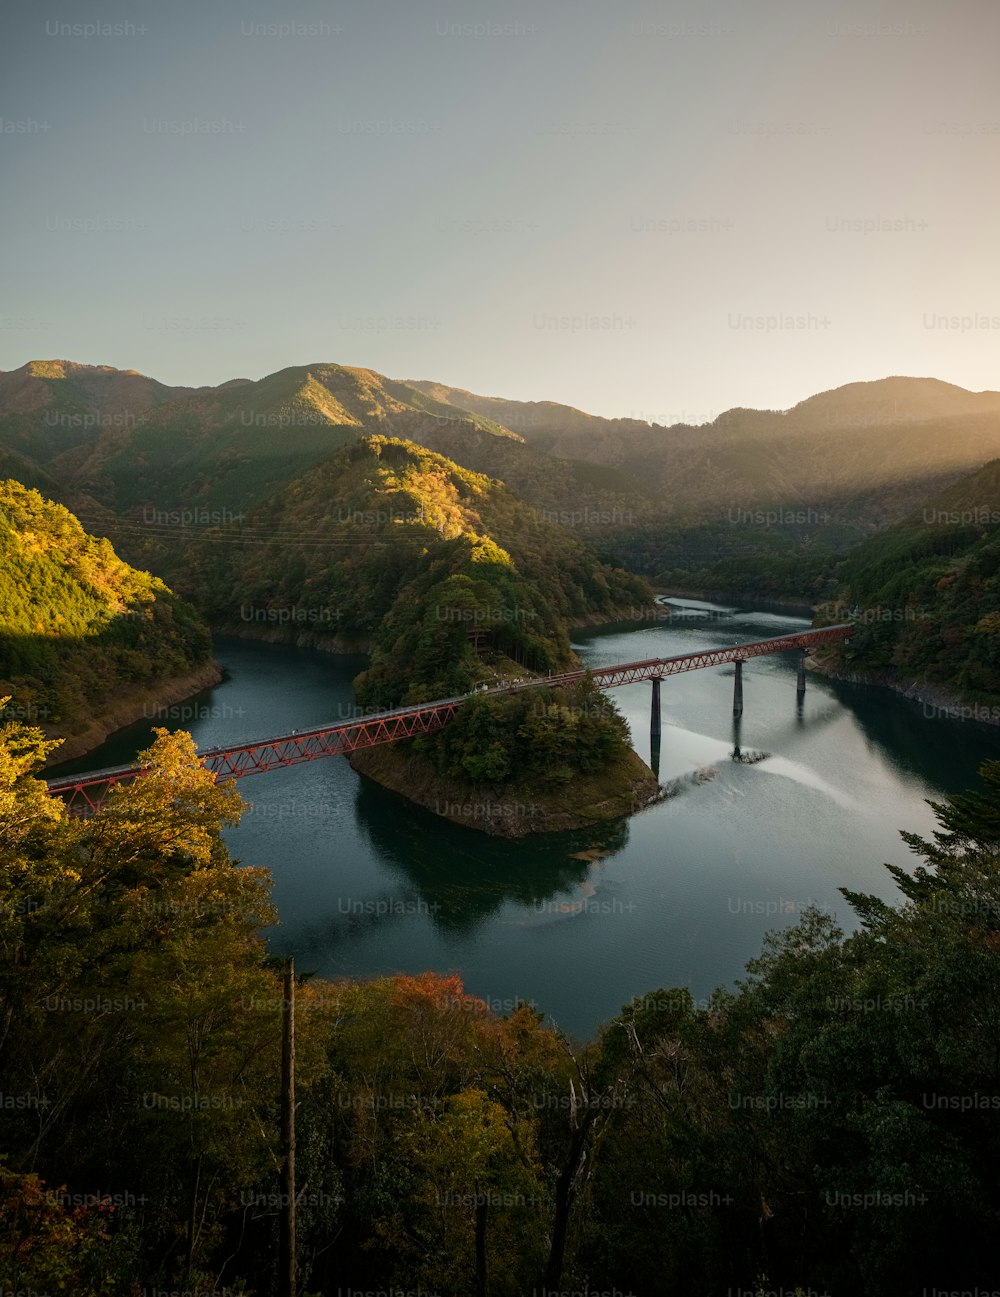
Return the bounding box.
[45,624,852,814]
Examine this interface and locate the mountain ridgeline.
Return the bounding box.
[10,359,1000,590]
[411,374,1000,587]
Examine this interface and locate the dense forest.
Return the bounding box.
[814,458,1000,706]
[178,433,650,668]
[0,480,212,734]
[2,712,998,1294]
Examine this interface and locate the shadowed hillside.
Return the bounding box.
[812,458,1000,708]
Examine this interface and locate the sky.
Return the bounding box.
[2,0,998,421]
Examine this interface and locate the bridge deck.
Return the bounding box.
[44,623,852,813]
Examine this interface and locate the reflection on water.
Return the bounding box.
[351,775,631,934]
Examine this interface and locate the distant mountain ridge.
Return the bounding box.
[3,360,1000,589]
[410,373,1000,442]
[0,361,654,576]
[5,358,1000,745]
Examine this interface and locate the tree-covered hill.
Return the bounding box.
[177,434,649,686]
[0,359,192,471]
[170,432,656,832]
[0,480,213,738]
[813,458,1000,706]
[62,362,520,517]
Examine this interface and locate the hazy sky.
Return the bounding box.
[2,0,998,420]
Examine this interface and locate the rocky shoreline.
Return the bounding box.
[807,656,1000,726]
[348,743,661,837]
[213,601,654,651]
[654,586,816,615]
[41,659,224,766]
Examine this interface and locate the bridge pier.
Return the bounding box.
[733,660,743,717]
[649,677,663,781]
[797,649,808,700]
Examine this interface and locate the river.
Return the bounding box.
[47,601,1000,1042]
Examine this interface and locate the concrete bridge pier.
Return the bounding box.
[649,677,663,781]
[797,649,808,701]
[650,676,662,737]
[733,660,744,717]
[649,734,661,781]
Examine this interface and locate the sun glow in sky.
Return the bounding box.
[2,0,998,418]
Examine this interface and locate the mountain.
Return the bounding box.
[0,359,189,420]
[0,359,192,470]
[5,361,1000,609]
[411,374,1000,583]
[0,362,654,577]
[411,373,1000,457]
[789,376,1000,428]
[177,433,650,692]
[75,361,526,514]
[813,458,1000,708]
[406,378,649,453]
[0,480,217,757]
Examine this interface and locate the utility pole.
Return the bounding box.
[280,957,296,1297]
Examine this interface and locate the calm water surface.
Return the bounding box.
[49,603,1000,1041]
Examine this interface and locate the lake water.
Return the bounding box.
[48,602,1000,1041]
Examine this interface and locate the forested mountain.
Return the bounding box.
[0,359,192,477]
[813,458,1000,706]
[0,361,645,573]
[411,374,1000,578]
[178,433,649,693]
[10,363,1000,595]
[412,373,1000,470]
[0,479,213,742]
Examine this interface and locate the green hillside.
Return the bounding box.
[0,359,190,471]
[0,361,647,565]
[178,434,650,698]
[76,363,522,516]
[0,479,212,734]
[814,459,1000,705]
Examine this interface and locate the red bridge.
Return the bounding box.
[45,624,852,814]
